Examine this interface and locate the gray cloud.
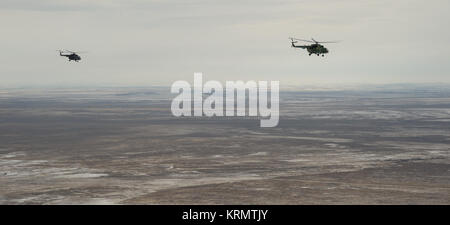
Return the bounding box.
[0,0,449,86]
[0,0,107,11]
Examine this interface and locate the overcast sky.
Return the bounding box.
[1,0,449,87]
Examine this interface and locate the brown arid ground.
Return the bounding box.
[0,87,449,204]
[126,161,449,204]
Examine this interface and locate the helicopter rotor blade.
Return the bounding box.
[63,50,88,54]
[311,38,340,44]
[290,38,315,43]
[316,41,340,44]
[290,37,340,44]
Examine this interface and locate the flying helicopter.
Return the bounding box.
[289,37,339,57]
[57,50,85,62]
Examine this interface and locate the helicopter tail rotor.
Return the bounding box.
[289,37,298,47]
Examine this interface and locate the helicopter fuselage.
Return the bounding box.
[290,37,336,57]
[60,52,81,61]
[307,44,328,55]
[292,43,329,56]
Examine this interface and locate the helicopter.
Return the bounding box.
[57,50,85,62]
[289,37,339,57]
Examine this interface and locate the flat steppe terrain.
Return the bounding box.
[0,87,448,204]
